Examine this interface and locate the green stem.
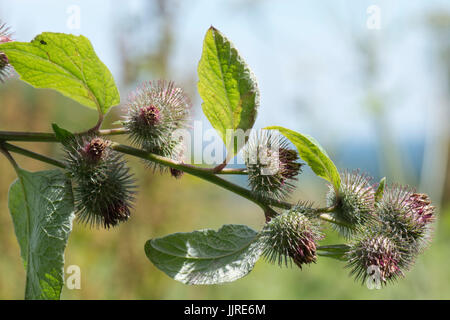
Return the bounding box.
[316,244,350,260]
[0,130,345,224]
[0,128,129,142]
[92,113,104,132]
[217,168,248,175]
[96,127,129,136]
[317,244,350,252]
[318,213,352,229]
[0,138,286,215]
[0,142,19,171]
[0,130,247,175]
[315,205,336,213]
[2,142,66,169]
[110,143,290,213]
[310,205,353,229]
[0,131,58,142]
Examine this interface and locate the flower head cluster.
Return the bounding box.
[0,22,13,82]
[376,186,435,253]
[244,130,302,200]
[323,169,436,286]
[65,136,136,228]
[124,80,190,173]
[326,171,376,237]
[346,233,407,284]
[332,174,436,285]
[260,207,323,269]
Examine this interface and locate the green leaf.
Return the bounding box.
[197,27,259,156]
[8,169,75,300]
[52,123,75,147]
[145,224,263,285]
[375,177,386,203]
[0,33,120,114]
[265,126,341,191]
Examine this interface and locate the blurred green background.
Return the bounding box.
[0,0,449,299]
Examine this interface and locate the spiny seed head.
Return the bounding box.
[244,130,303,200]
[65,136,136,229]
[0,22,13,82]
[326,170,376,237]
[346,233,408,285]
[376,185,435,253]
[124,80,191,165]
[260,208,323,269]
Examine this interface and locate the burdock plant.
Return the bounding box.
[124,80,190,173]
[346,232,408,284]
[0,24,438,300]
[244,130,303,200]
[64,136,136,228]
[326,171,376,237]
[376,186,435,254]
[260,207,323,268]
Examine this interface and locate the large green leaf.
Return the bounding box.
[145,224,263,285]
[197,27,259,156]
[0,32,119,114]
[265,126,341,191]
[8,169,75,300]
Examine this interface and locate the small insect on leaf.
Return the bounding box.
[40,40,47,45]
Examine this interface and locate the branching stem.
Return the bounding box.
[110,142,288,213]
[0,142,19,170]
[0,129,347,227]
[0,128,129,142]
[2,142,66,169]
